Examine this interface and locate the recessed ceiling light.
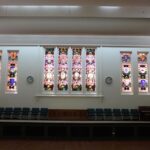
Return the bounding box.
[99,6,120,10]
[1,5,81,9]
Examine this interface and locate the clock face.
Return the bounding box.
[105,77,113,84]
[26,76,34,84]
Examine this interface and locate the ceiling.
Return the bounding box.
[0,0,150,7]
[0,0,150,35]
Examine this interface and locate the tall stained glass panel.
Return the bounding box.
[138,52,149,93]
[72,48,82,91]
[6,51,18,94]
[43,48,55,92]
[0,51,2,81]
[121,52,133,94]
[86,48,96,92]
[58,48,68,91]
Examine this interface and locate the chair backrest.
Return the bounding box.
[130,109,139,115]
[121,109,130,115]
[104,108,112,115]
[31,108,40,114]
[4,107,13,115]
[22,107,30,111]
[40,108,48,114]
[5,107,13,112]
[87,109,96,115]
[22,108,30,114]
[96,108,104,115]
[113,109,121,115]
[13,108,22,115]
[14,107,22,112]
[0,107,4,113]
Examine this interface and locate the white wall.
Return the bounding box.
[0,46,40,107]
[102,47,150,108]
[0,44,150,109]
[0,18,150,35]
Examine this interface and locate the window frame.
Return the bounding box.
[38,46,103,97]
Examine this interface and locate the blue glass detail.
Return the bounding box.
[9,78,15,86]
[140,80,147,87]
[122,55,130,62]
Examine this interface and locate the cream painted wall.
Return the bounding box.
[102,47,150,108]
[0,45,150,109]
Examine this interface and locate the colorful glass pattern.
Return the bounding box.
[43,48,55,92]
[121,52,133,93]
[6,51,18,93]
[72,48,82,91]
[138,52,149,93]
[0,51,2,81]
[86,48,96,92]
[58,48,68,91]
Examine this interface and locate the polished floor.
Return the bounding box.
[0,140,150,150]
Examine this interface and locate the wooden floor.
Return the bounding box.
[0,140,150,150]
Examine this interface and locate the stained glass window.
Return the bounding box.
[6,51,18,94]
[72,48,82,91]
[43,47,99,95]
[86,48,96,92]
[121,52,133,94]
[138,52,149,93]
[0,51,2,81]
[58,48,68,91]
[43,48,55,92]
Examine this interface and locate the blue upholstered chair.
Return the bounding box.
[113,109,122,121]
[39,108,49,120]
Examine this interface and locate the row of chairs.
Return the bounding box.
[0,107,140,121]
[87,108,139,121]
[0,107,49,120]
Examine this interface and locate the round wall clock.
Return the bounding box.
[26,76,34,84]
[105,76,113,85]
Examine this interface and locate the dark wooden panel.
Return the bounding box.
[139,106,150,121]
[48,109,87,121]
[0,140,150,150]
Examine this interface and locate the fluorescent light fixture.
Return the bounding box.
[99,6,120,10]
[1,5,81,9]
[44,5,80,9]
